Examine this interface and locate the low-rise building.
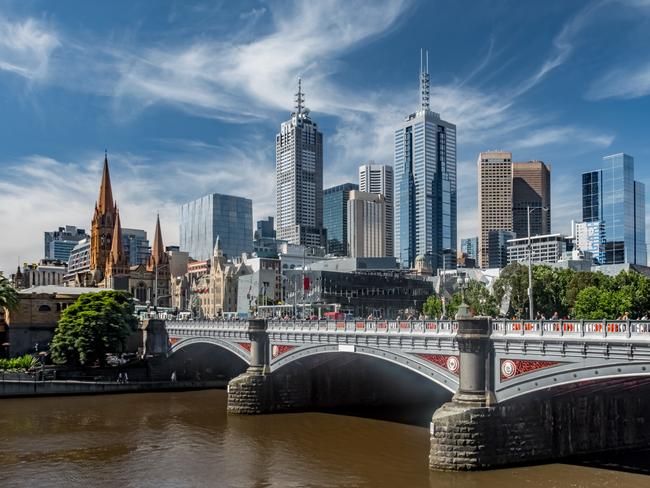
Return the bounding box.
[507,233,569,265]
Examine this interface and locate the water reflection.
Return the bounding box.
[0,390,648,488]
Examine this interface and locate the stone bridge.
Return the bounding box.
[151,316,650,470]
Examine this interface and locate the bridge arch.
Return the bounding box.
[496,359,650,403]
[169,336,251,365]
[270,344,458,393]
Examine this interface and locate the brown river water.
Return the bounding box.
[0,389,648,488]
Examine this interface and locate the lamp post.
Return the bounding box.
[526,205,549,320]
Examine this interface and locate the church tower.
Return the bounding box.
[90,152,118,282]
[147,214,170,307]
[105,211,129,278]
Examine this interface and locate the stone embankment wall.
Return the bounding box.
[429,389,650,470]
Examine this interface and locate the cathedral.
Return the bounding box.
[81,153,171,307]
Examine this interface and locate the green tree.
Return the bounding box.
[573,286,632,320]
[50,291,138,366]
[0,275,19,312]
[422,295,443,318]
[493,263,529,316]
[565,271,610,311]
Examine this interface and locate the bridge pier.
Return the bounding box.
[227,319,274,414]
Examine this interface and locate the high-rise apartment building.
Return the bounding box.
[512,161,551,238]
[394,50,457,270]
[359,163,394,257]
[179,193,253,261]
[347,191,386,258]
[323,183,358,256]
[44,226,88,262]
[255,217,276,240]
[582,153,646,265]
[478,151,513,268]
[276,79,326,248]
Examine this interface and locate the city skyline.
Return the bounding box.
[2,1,650,272]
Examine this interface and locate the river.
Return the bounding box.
[0,390,648,487]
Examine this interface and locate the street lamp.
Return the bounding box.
[455,275,471,319]
[526,205,549,320]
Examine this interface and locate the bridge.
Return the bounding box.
[148,316,650,470]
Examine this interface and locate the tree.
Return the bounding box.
[0,275,19,312]
[565,271,609,311]
[493,263,529,316]
[422,295,442,318]
[50,291,138,366]
[573,286,632,320]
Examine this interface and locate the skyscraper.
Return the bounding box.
[179,193,253,261]
[478,151,513,268]
[276,79,326,248]
[323,183,358,256]
[359,163,394,257]
[121,228,151,266]
[512,161,551,238]
[460,237,479,262]
[582,153,646,265]
[394,50,457,270]
[44,226,88,262]
[347,190,386,258]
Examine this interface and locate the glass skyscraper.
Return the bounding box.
[581,153,646,265]
[323,183,358,255]
[394,50,457,269]
[179,193,253,261]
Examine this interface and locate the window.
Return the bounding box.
[38,305,52,312]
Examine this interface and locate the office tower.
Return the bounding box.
[121,228,151,266]
[44,225,88,262]
[323,183,358,255]
[359,163,394,257]
[255,217,276,240]
[347,190,386,258]
[488,230,516,269]
[582,153,646,265]
[460,237,479,262]
[478,151,513,268]
[394,50,457,270]
[276,79,326,247]
[179,193,253,261]
[512,161,551,238]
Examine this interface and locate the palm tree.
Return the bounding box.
[0,275,19,312]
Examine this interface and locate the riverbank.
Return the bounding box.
[0,378,226,398]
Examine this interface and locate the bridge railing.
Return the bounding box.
[267,320,458,335]
[165,320,251,331]
[491,319,650,339]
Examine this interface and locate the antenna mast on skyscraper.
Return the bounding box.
[295,77,305,115]
[420,48,430,111]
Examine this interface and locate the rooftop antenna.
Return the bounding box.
[294,77,305,115]
[420,48,430,111]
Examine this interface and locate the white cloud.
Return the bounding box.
[509,126,615,150]
[0,15,60,79]
[587,62,650,100]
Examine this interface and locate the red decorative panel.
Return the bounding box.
[400,322,410,329]
[272,344,296,359]
[377,322,387,329]
[356,322,365,330]
[236,342,251,353]
[417,354,460,375]
[425,322,437,330]
[500,359,563,381]
[336,321,345,330]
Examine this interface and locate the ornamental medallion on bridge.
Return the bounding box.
[417,354,460,375]
[169,337,180,346]
[236,342,251,353]
[272,344,296,359]
[500,359,563,381]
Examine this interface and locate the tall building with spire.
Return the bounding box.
[90,152,117,280]
[276,79,326,247]
[394,50,457,270]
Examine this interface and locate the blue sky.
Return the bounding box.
[1,0,650,273]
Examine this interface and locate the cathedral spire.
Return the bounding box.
[149,213,167,269]
[97,151,114,214]
[110,210,124,266]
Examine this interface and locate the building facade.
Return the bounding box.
[359,163,394,257]
[276,79,326,247]
[575,221,606,264]
[347,190,386,258]
[11,260,67,289]
[179,192,253,261]
[44,226,88,262]
[255,217,276,240]
[507,234,569,265]
[323,183,358,256]
[121,228,151,266]
[582,153,646,265]
[488,230,516,269]
[512,161,551,238]
[478,151,513,268]
[460,237,479,262]
[394,51,457,270]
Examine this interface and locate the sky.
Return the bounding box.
[1,0,650,274]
